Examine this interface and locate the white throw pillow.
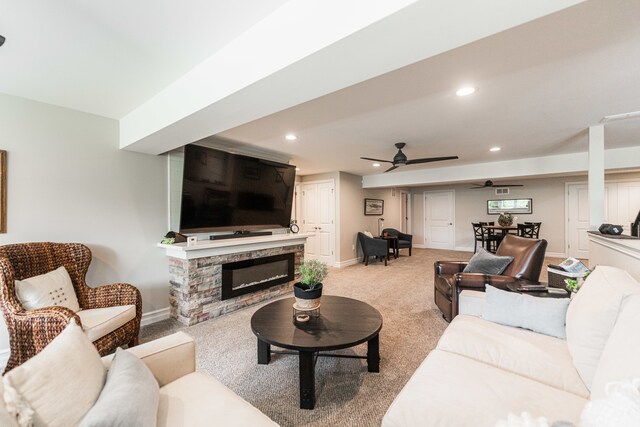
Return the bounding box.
[580,378,640,427]
[363,231,373,238]
[2,320,106,427]
[483,285,570,339]
[565,266,640,389]
[15,266,81,312]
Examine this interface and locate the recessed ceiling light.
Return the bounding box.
[456,86,476,97]
[372,163,381,167]
[285,134,297,141]
[295,167,300,171]
[489,147,501,152]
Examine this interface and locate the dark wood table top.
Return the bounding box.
[251,296,383,352]
[506,282,570,298]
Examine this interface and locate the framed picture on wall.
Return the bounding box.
[487,198,532,215]
[364,198,384,216]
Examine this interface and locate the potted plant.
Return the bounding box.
[293,259,328,309]
[498,212,514,226]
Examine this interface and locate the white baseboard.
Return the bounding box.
[455,246,474,253]
[141,307,171,327]
[546,251,566,259]
[413,243,426,249]
[334,258,360,268]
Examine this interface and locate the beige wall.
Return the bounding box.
[0,93,169,361]
[410,171,640,255]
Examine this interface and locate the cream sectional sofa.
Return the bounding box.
[0,331,277,427]
[383,266,640,426]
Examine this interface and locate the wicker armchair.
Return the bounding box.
[0,242,142,372]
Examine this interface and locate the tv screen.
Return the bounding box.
[179,144,296,233]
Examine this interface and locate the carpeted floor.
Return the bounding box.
[141,248,561,427]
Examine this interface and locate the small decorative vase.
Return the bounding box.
[293,282,323,309]
[498,212,513,226]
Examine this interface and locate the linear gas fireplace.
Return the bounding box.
[222,253,295,300]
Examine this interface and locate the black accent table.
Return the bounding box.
[250,296,383,409]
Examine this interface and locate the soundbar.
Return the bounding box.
[209,231,273,241]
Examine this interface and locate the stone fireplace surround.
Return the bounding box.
[159,234,309,326]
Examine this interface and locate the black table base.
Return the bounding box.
[256,334,380,409]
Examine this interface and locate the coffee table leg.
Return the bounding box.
[257,338,271,365]
[367,334,380,372]
[299,351,315,409]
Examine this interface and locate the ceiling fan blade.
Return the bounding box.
[498,184,524,187]
[469,186,485,189]
[360,157,393,163]
[405,156,459,165]
[384,165,399,173]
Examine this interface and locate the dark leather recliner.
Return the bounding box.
[434,234,547,322]
[382,228,413,256]
[357,232,389,266]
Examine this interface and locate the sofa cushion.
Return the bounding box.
[15,266,80,312]
[0,382,19,427]
[565,266,640,389]
[437,315,589,397]
[590,294,640,400]
[382,349,587,427]
[483,285,570,339]
[2,320,105,427]
[463,248,513,275]
[77,305,136,341]
[80,348,159,427]
[157,372,278,427]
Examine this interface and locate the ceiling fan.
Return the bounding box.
[470,180,524,189]
[360,142,459,173]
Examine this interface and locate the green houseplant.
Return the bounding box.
[293,259,328,309]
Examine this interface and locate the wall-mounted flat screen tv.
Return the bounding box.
[179,144,296,233]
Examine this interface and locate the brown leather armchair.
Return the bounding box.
[434,234,547,321]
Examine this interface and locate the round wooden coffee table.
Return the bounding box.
[251,295,383,409]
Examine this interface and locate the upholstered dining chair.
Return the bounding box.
[381,228,413,256]
[357,232,389,266]
[0,242,142,372]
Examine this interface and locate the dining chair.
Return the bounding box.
[517,223,536,238]
[525,222,541,239]
[472,223,498,253]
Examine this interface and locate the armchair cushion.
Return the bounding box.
[14,266,80,312]
[80,348,159,427]
[77,305,136,342]
[2,321,105,427]
[462,248,513,275]
[482,285,570,339]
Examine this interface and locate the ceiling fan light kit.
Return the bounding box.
[360,142,458,173]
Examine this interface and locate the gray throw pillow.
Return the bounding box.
[463,247,514,275]
[79,348,159,427]
[483,285,570,339]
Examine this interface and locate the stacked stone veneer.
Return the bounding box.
[168,244,304,325]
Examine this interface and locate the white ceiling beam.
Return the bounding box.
[119,0,586,155]
[361,146,640,188]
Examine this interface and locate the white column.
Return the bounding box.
[588,125,605,229]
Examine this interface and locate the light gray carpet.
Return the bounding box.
[141,248,561,427]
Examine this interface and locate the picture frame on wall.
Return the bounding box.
[487,198,532,215]
[0,150,6,233]
[364,198,384,216]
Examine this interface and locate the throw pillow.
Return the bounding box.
[80,348,159,427]
[363,231,373,238]
[463,247,513,275]
[483,285,570,339]
[2,320,105,427]
[15,266,81,312]
[580,378,640,427]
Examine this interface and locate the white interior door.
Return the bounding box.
[567,184,590,259]
[424,191,454,249]
[301,180,335,264]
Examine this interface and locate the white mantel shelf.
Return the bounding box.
[158,233,312,260]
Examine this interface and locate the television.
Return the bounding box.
[179,144,296,233]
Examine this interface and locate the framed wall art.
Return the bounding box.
[364,198,384,216]
[487,198,532,215]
